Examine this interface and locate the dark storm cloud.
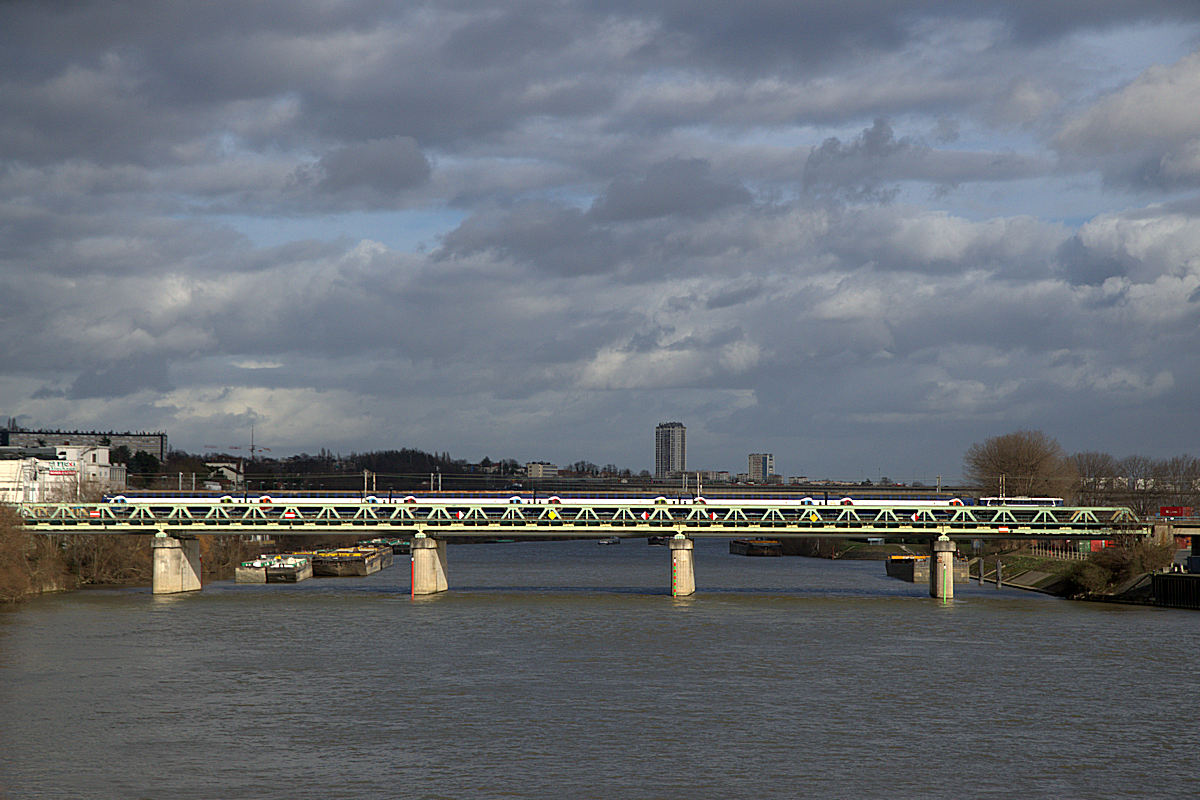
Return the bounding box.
[1056,235,1130,286]
[67,355,171,399]
[283,136,433,209]
[597,1,1200,76]
[312,137,430,194]
[589,158,752,222]
[805,119,916,201]
[705,283,766,310]
[439,5,577,68]
[600,0,912,73]
[437,203,618,276]
[803,119,1048,201]
[987,0,1200,43]
[0,207,252,277]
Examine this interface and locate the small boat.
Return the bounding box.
[646,535,669,546]
[597,536,620,545]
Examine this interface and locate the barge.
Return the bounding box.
[295,546,391,577]
[359,537,410,555]
[886,554,968,583]
[235,555,313,584]
[266,557,313,583]
[729,539,782,556]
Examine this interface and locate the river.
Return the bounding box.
[1,538,1197,799]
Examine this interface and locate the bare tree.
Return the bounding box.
[0,508,71,602]
[1152,455,1200,507]
[58,534,151,585]
[1116,455,1156,516]
[1074,453,1200,516]
[1073,451,1119,505]
[963,430,1077,499]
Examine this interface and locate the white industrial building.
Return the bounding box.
[0,445,126,503]
[525,461,559,479]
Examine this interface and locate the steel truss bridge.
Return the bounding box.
[12,500,1143,540]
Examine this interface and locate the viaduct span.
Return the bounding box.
[12,497,1143,600]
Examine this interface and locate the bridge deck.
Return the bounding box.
[12,501,1143,539]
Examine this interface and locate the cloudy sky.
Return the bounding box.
[3,2,1200,482]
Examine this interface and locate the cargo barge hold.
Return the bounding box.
[296,547,391,577]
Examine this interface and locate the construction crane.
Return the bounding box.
[202,426,271,460]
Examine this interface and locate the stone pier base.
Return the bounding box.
[670,535,695,597]
[930,536,957,600]
[151,536,202,595]
[411,534,448,595]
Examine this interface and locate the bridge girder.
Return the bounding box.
[11,501,1145,540]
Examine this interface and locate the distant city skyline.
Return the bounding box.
[3,4,1199,482]
[1,413,1179,487]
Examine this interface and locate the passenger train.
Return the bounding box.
[102,490,975,508]
[978,496,1063,507]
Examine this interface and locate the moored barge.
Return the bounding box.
[295,546,390,577]
[729,539,783,556]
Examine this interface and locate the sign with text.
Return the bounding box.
[1159,506,1194,518]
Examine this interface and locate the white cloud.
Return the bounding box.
[1057,51,1200,154]
[1055,50,1200,187]
[232,359,284,369]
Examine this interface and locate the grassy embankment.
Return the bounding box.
[972,540,1175,599]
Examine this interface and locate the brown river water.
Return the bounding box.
[1,538,1197,799]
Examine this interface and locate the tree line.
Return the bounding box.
[964,429,1199,516]
[119,447,656,490]
[112,431,1200,516]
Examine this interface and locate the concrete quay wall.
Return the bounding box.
[1151,573,1200,610]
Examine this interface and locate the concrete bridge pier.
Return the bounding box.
[151,532,202,595]
[929,534,957,600]
[670,534,695,597]
[411,533,448,595]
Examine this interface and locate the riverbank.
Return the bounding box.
[0,510,71,603]
[781,534,1181,606]
[967,548,1190,608]
[0,507,269,603]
